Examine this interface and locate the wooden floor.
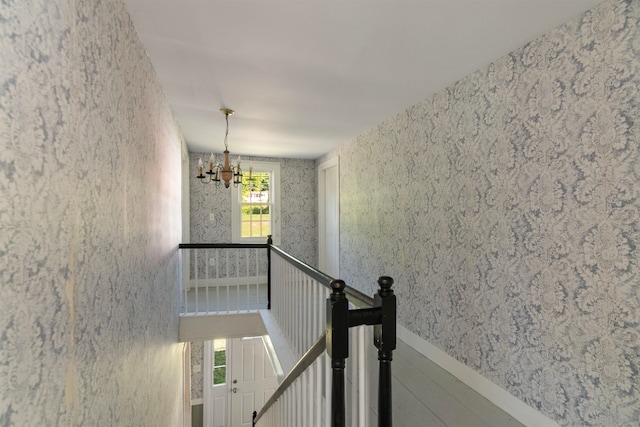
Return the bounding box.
[388,339,524,427]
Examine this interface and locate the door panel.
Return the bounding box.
[230,337,277,427]
[242,344,255,381]
[240,393,254,424]
[212,397,226,427]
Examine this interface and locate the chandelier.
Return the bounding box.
[196,108,244,188]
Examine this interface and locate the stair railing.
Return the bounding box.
[268,242,333,360]
[254,270,396,427]
[179,238,396,426]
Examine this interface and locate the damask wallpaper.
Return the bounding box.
[1,1,184,426]
[190,154,318,266]
[323,0,640,425]
[190,341,204,401]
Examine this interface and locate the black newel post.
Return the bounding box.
[374,276,396,427]
[266,235,272,310]
[327,279,349,427]
[252,410,257,426]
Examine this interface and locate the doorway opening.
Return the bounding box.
[202,336,277,427]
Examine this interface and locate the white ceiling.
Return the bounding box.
[123,0,602,159]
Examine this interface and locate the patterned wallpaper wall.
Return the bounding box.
[1,1,184,425]
[190,154,318,266]
[190,341,204,401]
[323,1,640,425]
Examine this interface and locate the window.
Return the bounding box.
[241,171,271,238]
[232,161,280,244]
[212,339,226,386]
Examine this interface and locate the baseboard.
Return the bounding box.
[397,325,559,427]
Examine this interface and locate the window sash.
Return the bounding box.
[232,161,280,244]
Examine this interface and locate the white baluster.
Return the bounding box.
[296,378,302,426]
[205,248,210,314]
[182,250,188,315]
[225,250,230,313]
[351,326,357,427]
[235,248,240,312]
[215,250,220,312]
[194,248,199,315]
[358,325,368,427]
[295,269,301,355]
[324,353,330,427]
[254,248,259,309]
[245,248,250,311]
[316,357,323,427]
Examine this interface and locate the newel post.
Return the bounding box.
[374,276,396,427]
[327,279,349,427]
[266,235,273,310]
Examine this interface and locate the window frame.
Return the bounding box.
[232,160,281,245]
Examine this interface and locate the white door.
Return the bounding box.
[318,157,340,278]
[230,337,278,427]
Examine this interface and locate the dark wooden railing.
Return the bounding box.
[325,277,397,427]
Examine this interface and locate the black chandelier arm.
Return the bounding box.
[196,168,224,185]
[197,173,213,184]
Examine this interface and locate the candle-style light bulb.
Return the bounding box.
[198,158,203,175]
[209,153,215,172]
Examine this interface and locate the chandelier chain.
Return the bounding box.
[223,113,230,151]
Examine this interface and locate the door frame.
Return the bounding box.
[318,156,340,277]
